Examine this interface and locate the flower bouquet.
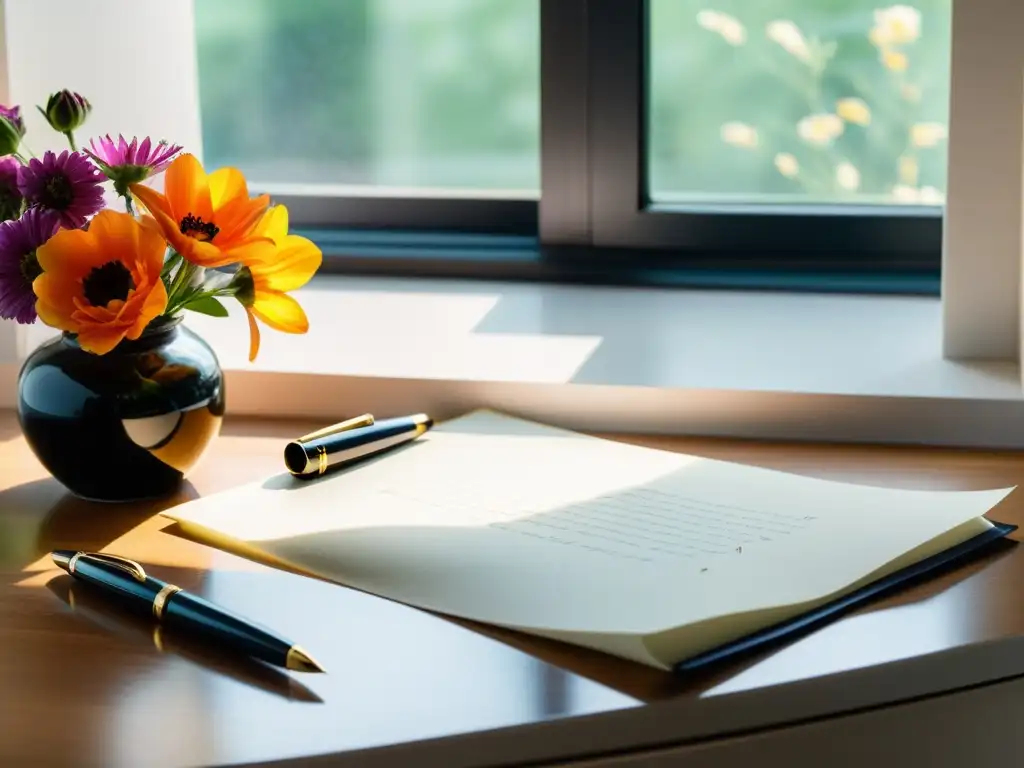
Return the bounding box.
[5,90,322,502]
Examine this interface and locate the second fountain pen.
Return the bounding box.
[51,550,325,673]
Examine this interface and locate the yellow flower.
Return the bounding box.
[233,205,322,362]
[774,153,799,178]
[911,122,948,148]
[881,49,908,72]
[721,122,758,148]
[836,98,872,126]
[797,114,844,145]
[898,155,918,185]
[697,10,746,45]
[766,20,812,64]
[836,162,861,191]
[872,5,922,46]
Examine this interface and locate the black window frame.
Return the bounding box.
[247,0,942,292]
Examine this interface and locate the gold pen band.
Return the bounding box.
[68,552,82,574]
[152,584,181,620]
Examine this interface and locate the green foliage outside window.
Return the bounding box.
[649,1,951,204]
[195,1,950,203]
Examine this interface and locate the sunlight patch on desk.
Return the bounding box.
[18,525,265,576]
[13,569,60,588]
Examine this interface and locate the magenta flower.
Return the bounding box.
[0,156,23,222]
[0,208,59,323]
[86,135,182,199]
[88,134,182,175]
[18,150,105,229]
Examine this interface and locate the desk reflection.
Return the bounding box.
[47,576,322,704]
[39,562,638,767]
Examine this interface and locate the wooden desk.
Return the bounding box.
[3,412,1024,768]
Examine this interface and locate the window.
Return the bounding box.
[194,0,952,288]
[195,0,539,233]
[196,0,539,196]
[649,1,952,206]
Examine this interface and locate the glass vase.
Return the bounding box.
[16,319,224,502]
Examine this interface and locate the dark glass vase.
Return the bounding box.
[16,319,225,502]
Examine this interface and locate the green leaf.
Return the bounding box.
[183,296,229,318]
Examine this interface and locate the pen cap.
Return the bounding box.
[284,414,432,478]
[284,413,374,475]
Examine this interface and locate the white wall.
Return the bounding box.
[941,0,1024,362]
[0,0,204,367]
[3,0,203,160]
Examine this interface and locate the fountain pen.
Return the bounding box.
[51,551,325,673]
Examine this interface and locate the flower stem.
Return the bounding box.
[166,261,197,312]
[160,250,183,282]
[64,131,77,152]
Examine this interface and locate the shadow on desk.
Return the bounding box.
[463,536,1020,702]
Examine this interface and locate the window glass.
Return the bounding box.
[195,0,540,196]
[649,1,952,205]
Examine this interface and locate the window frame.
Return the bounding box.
[272,193,537,236]
[239,0,945,285]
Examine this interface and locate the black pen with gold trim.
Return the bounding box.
[284,412,433,479]
[51,551,324,673]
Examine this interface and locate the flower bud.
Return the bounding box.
[38,90,91,134]
[0,105,25,155]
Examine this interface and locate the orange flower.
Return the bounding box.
[232,205,321,361]
[33,210,168,355]
[130,153,272,269]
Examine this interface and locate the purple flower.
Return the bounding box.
[0,208,59,323]
[18,150,105,229]
[85,134,183,198]
[88,134,182,175]
[0,157,23,222]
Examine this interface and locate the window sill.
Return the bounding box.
[14,275,1024,448]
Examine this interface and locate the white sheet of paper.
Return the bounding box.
[165,411,1014,667]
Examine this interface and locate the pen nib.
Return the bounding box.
[286,645,326,673]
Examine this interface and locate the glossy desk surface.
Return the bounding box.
[3,413,1024,768]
